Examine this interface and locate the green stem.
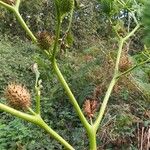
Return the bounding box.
[0,1,13,10]
[15,0,20,9]
[52,59,91,131]
[115,38,124,73]
[0,103,38,123]
[117,58,150,78]
[0,103,74,150]
[33,64,41,114]
[52,14,61,60]
[37,117,75,150]
[123,24,140,41]
[88,127,97,150]
[93,76,118,131]
[94,24,140,131]
[61,8,74,44]
[67,8,74,33]
[52,20,61,59]
[51,2,90,131]
[35,87,41,114]
[28,107,37,115]
[13,9,37,43]
[114,25,140,74]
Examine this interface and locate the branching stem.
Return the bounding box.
[0,1,143,150]
[94,24,140,132]
[52,59,91,131]
[0,1,37,42]
[0,103,74,150]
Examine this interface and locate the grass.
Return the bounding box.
[0,37,150,149]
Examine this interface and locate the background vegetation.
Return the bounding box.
[0,0,150,149]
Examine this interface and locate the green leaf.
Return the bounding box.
[99,0,114,15]
[66,31,74,47]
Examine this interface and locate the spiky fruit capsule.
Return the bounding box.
[2,0,15,5]
[4,83,31,110]
[59,0,74,15]
[37,31,54,50]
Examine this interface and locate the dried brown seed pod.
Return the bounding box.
[4,83,31,110]
[2,0,15,5]
[119,55,132,72]
[83,99,98,119]
[37,31,54,50]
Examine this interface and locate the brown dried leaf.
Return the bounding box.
[83,99,99,118]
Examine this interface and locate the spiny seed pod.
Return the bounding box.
[4,83,31,110]
[2,0,16,5]
[119,55,132,72]
[37,31,54,50]
[59,0,74,15]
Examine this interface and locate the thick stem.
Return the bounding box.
[88,127,97,150]
[52,59,91,131]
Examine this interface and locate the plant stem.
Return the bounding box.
[62,4,74,40]
[52,59,91,131]
[15,0,20,9]
[13,9,37,43]
[0,1,37,42]
[52,14,61,60]
[88,127,97,150]
[35,86,41,114]
[115,24,140,73]
[117,58,150,78]
[0,1,13,10]
[37,117,75,150]
[0,103,74,150]
[28,107,37,115]
[67,8,74,33]
[123,24,140,41]
[94,24,140,131]
[115,38,124,73]
[51,2,90,131]
[93,76,118,131]
[0,103,37,123]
